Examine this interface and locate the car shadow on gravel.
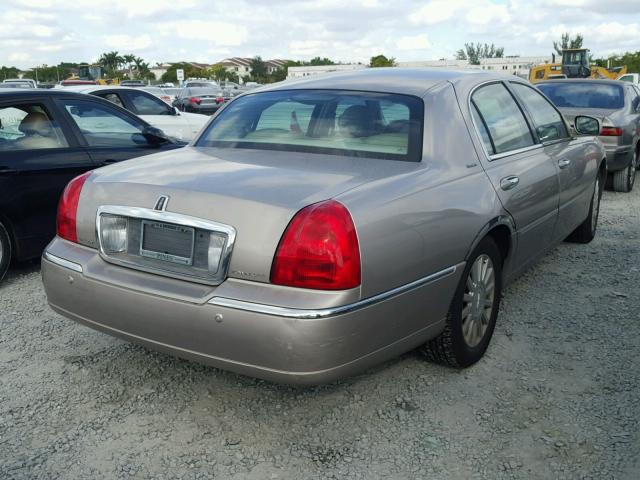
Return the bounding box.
[2,259,41,287]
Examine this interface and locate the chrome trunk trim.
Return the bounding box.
[208,265,457,319]
[96,205,236,286]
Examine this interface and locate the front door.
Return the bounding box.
[470,82,560,271]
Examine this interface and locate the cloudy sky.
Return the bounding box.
[2,0,639,68]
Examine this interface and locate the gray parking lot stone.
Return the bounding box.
[0,188,639,479]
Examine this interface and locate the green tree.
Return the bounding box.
[456,43,504,65]
[553,33,584,56]
[207,64,228,82]
[249,56,268,82]
[308,57,335,66]
[369,54,396,67]
[160,62,202,83]
[0,66,22,80]
[593,50,640,74]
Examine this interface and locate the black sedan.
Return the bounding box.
[0,89,184,282]
[173,87,225,115]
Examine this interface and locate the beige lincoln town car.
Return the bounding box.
[42,69,605,384]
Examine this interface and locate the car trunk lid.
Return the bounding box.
[77,146,420,284]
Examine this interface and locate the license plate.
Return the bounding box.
[140,221,194,265]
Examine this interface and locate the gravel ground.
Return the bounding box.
[1,187,639,480]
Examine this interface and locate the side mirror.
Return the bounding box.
[142,126,171,145]
[168,106,179,116]
[574,116,600,136]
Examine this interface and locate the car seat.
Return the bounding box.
[16,112,61,149]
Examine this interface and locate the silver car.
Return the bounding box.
[538,79,640,192]
[41,70,605,385]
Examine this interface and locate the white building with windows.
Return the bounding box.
[478,56,553,78]
[286,64,367,80]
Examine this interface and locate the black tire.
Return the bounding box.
[566,171,603,244]
[612,150,636,192]
[421,237,502,368]
[0,221,11,284]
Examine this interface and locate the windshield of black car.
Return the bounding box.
[196,89,424,162]
[538,82,624,109]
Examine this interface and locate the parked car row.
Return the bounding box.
[33,69,609,385]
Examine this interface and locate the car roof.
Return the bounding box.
[254,68,521,97]
[56,85,152,94]
[537,78,624,86]
[0,88,91,97]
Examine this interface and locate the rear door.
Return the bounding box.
[54,96,179,167]
[470,81,560,271]
[0,96,94,260]
[509,81,595,240]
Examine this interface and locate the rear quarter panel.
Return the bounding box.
[337,82,503,299]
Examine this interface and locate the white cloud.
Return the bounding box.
[409,0,465,25]
[396,34,432,51]
[104,34,152,50]
[161,21,248,46]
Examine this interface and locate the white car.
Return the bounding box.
[61,86,209,141]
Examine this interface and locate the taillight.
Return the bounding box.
[215,96,224,104]
[271,200,361,290]
[188,97,201,104]
[600,126,622,136]
[56,172,91,243]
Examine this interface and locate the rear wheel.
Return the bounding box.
[612,151,636,192]
[566,172,602,243]
[421,237,502,368]
[0,221,11,284]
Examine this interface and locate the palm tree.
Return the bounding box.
[122,54,136,79]
[98,51,124,78]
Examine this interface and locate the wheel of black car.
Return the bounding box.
[612,151,636,192]
[566,172,602,244]
[421,237,502,368]
[0,221,11,284]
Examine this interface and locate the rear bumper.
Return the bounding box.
[41,238,461,385]
[604,145,633,171]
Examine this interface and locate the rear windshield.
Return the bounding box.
[538,82,624,109]
[188,88,219,96]
[196,89,424,161]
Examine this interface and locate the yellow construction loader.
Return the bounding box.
[529,48,627,83]
[65,65,119,85]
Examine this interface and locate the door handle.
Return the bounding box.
[500,176,520,191]
[0,166,18,175]
[100,159,118,166]
[558,158,571,169]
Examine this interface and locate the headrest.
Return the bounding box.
[338,105,373,138]
[19,112,53,137]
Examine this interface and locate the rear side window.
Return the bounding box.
[511,83,568,142]
[537,82,624,109]
[197,89,424,162]
[471,83,534,155]
[0,103,68,150]
[127,90,171,116]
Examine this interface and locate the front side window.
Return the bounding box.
[61,99,145,147]
[537,82,624,109]
[0,103,68,151]
[197,89,424,161]
[511,83,568,142]
[127,91,171,116]
[471,83,534,155]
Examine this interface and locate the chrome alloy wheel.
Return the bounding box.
[591,176,600,233]
[462,254,495,348]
